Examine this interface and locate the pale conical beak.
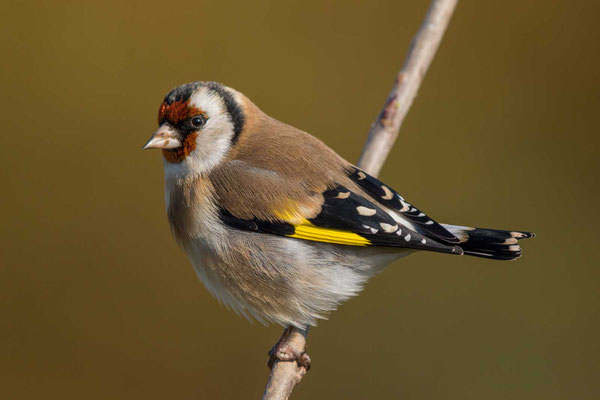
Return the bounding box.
[142,124,182,150]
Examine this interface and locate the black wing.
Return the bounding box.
[348,166,460,244]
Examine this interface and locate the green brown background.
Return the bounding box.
[1,0,598,398]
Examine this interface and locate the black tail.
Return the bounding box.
[441,224,535,261]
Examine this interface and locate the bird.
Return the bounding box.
[143,81,534,362]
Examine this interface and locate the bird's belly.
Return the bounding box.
[182,229,412,328]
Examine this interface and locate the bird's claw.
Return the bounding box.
[268,343,311,371]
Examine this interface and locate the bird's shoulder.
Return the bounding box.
[207,112,352,221]
[230,112,349,181]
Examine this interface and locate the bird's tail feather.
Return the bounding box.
[441,224,535,261]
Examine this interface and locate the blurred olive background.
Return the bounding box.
[1,0,598,398]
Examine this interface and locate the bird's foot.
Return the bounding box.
[267,327,311,371]
[268,344,311,371]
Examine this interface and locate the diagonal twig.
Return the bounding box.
[358,0,458,177]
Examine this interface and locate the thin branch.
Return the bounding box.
[262,327,309,400]
[358,0,458,176]
[262,0,458,398]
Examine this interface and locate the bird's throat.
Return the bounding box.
[162,132,198,163]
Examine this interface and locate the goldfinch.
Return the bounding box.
[143,81,534,329]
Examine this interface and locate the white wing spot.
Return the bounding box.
[399,200,410,212]
[362,224,379,234]
[404,234,411,242]
[421,238,426,244]
[417,212,425,217]
[424,220,434,225]
[357,206,377,216]
[396,229,403,235]
[335,191,351,199]
[357,171,366,180]
[381,186,394,200]
[380,223,398,233]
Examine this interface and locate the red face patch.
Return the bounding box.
[162,132,198,164]
[157,100,206,164]
[158,100,206,125]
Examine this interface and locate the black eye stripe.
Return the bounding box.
[204,82,245,144]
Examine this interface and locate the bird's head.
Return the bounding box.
[143,81,245,175]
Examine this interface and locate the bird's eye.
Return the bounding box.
[190,116,206,129]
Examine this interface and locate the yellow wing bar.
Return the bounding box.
[288,220,370,246]
[274,208,370,246]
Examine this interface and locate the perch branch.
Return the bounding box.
[262,327,309,400]
[358,0,458,176]
[262,1,458,398]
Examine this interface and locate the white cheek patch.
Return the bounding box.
[188,129,233,172]
[189,87,224,118]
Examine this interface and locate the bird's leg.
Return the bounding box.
[268,326,311,371]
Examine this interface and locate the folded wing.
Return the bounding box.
[210,161,461,255]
